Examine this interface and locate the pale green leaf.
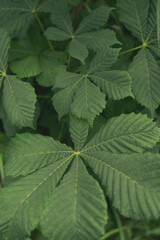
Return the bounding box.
[0,156,73,239]
[70,116,89,151]
[45,26,70,41]
[10,55,42,78]
[71,79,106,123]
[87,48,120,74]
[50,2,73,35]
[0,28,10,73]
[116,0,149,42]
[2,75,37,129]
[41,157,107,240]
[158,0,160,45]
[0,0,37,36]
[82,151,160,220]
[90,70,132,100]
[129,48,160,111]
[4,133,73,177]
[75,5,111,35]
[52,85,78,119]
[68,39,88,62]
[77,29,120,51]
[82,113,160,153]
[37,51,67,87]
[54,72,84,89]
[53,73,84,118]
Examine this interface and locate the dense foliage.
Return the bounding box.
[0,0,160,239]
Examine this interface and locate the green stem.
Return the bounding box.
[0,154,4,187]
[100,227,128,240]
[113,208,125,240]
[33,11,54,51]
[58,120,64,141]
[81,0,91,13]
[119,44,143,56]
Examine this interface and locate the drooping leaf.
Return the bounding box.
[68,39,88,63]
[77,29,120,51]
[2,75,37,129]
[4,133,73,177]
[0,156,73,240]
[45,26,71,41]
[82,151,160,220]
[129,48,160,112]
[50,2,73,35]
[157,0,160,45]
[40,158,107,240]
[116,0,149,42]
[70,116,89,151]
[0,0,40,35]
[0,28,10,73]
[10,55,42,78]
[87,48,120,74]
[82,113,160,153]
[90,70,132,100]
[53,48,131,122]
[75,5,111,35]
[70,79,106,123]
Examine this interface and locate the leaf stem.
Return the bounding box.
[119,44,143,55]
[100,226,128,240]
[113,208,125,240]
[33,11,54,51]
[81,0,92,13]
[0,154,4,187]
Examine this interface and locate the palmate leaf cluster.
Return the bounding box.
[0,0,160,240]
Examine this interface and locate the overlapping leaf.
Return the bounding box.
[0,0,41,35]
[9,31,67,87]
[53,48,132,122]
[45,2,119,62]
[0,28,37,129]
[1,113,160,239]
[117,0,160,112]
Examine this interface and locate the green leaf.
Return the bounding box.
[70,116,89,151]
[0,28,10,73]
[75,5,111,35]
[10,55,42,78]
[71,79,106,123]
[116,0,149,42]
[157,0,160,45]
[68,39,88,62]
[37,51,67,87]
[53,49,131,123]
[50,2,73,36]
[4,133,73,177]
[45,26,70,41]
[77,29,120,51]
[82,151,160,220]
[40,157,107,240]
[0,0,39,36]
[82,113,160,153]
[0,156,73,240]
[2,75,37,129]
[129,48,160,112]
[90,70,132,100]
[87,48,120,74]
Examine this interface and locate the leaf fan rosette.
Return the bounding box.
[0,28,36,129]
[45,2,120,62]
[52,47,132,123]
[1,113,160,239]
